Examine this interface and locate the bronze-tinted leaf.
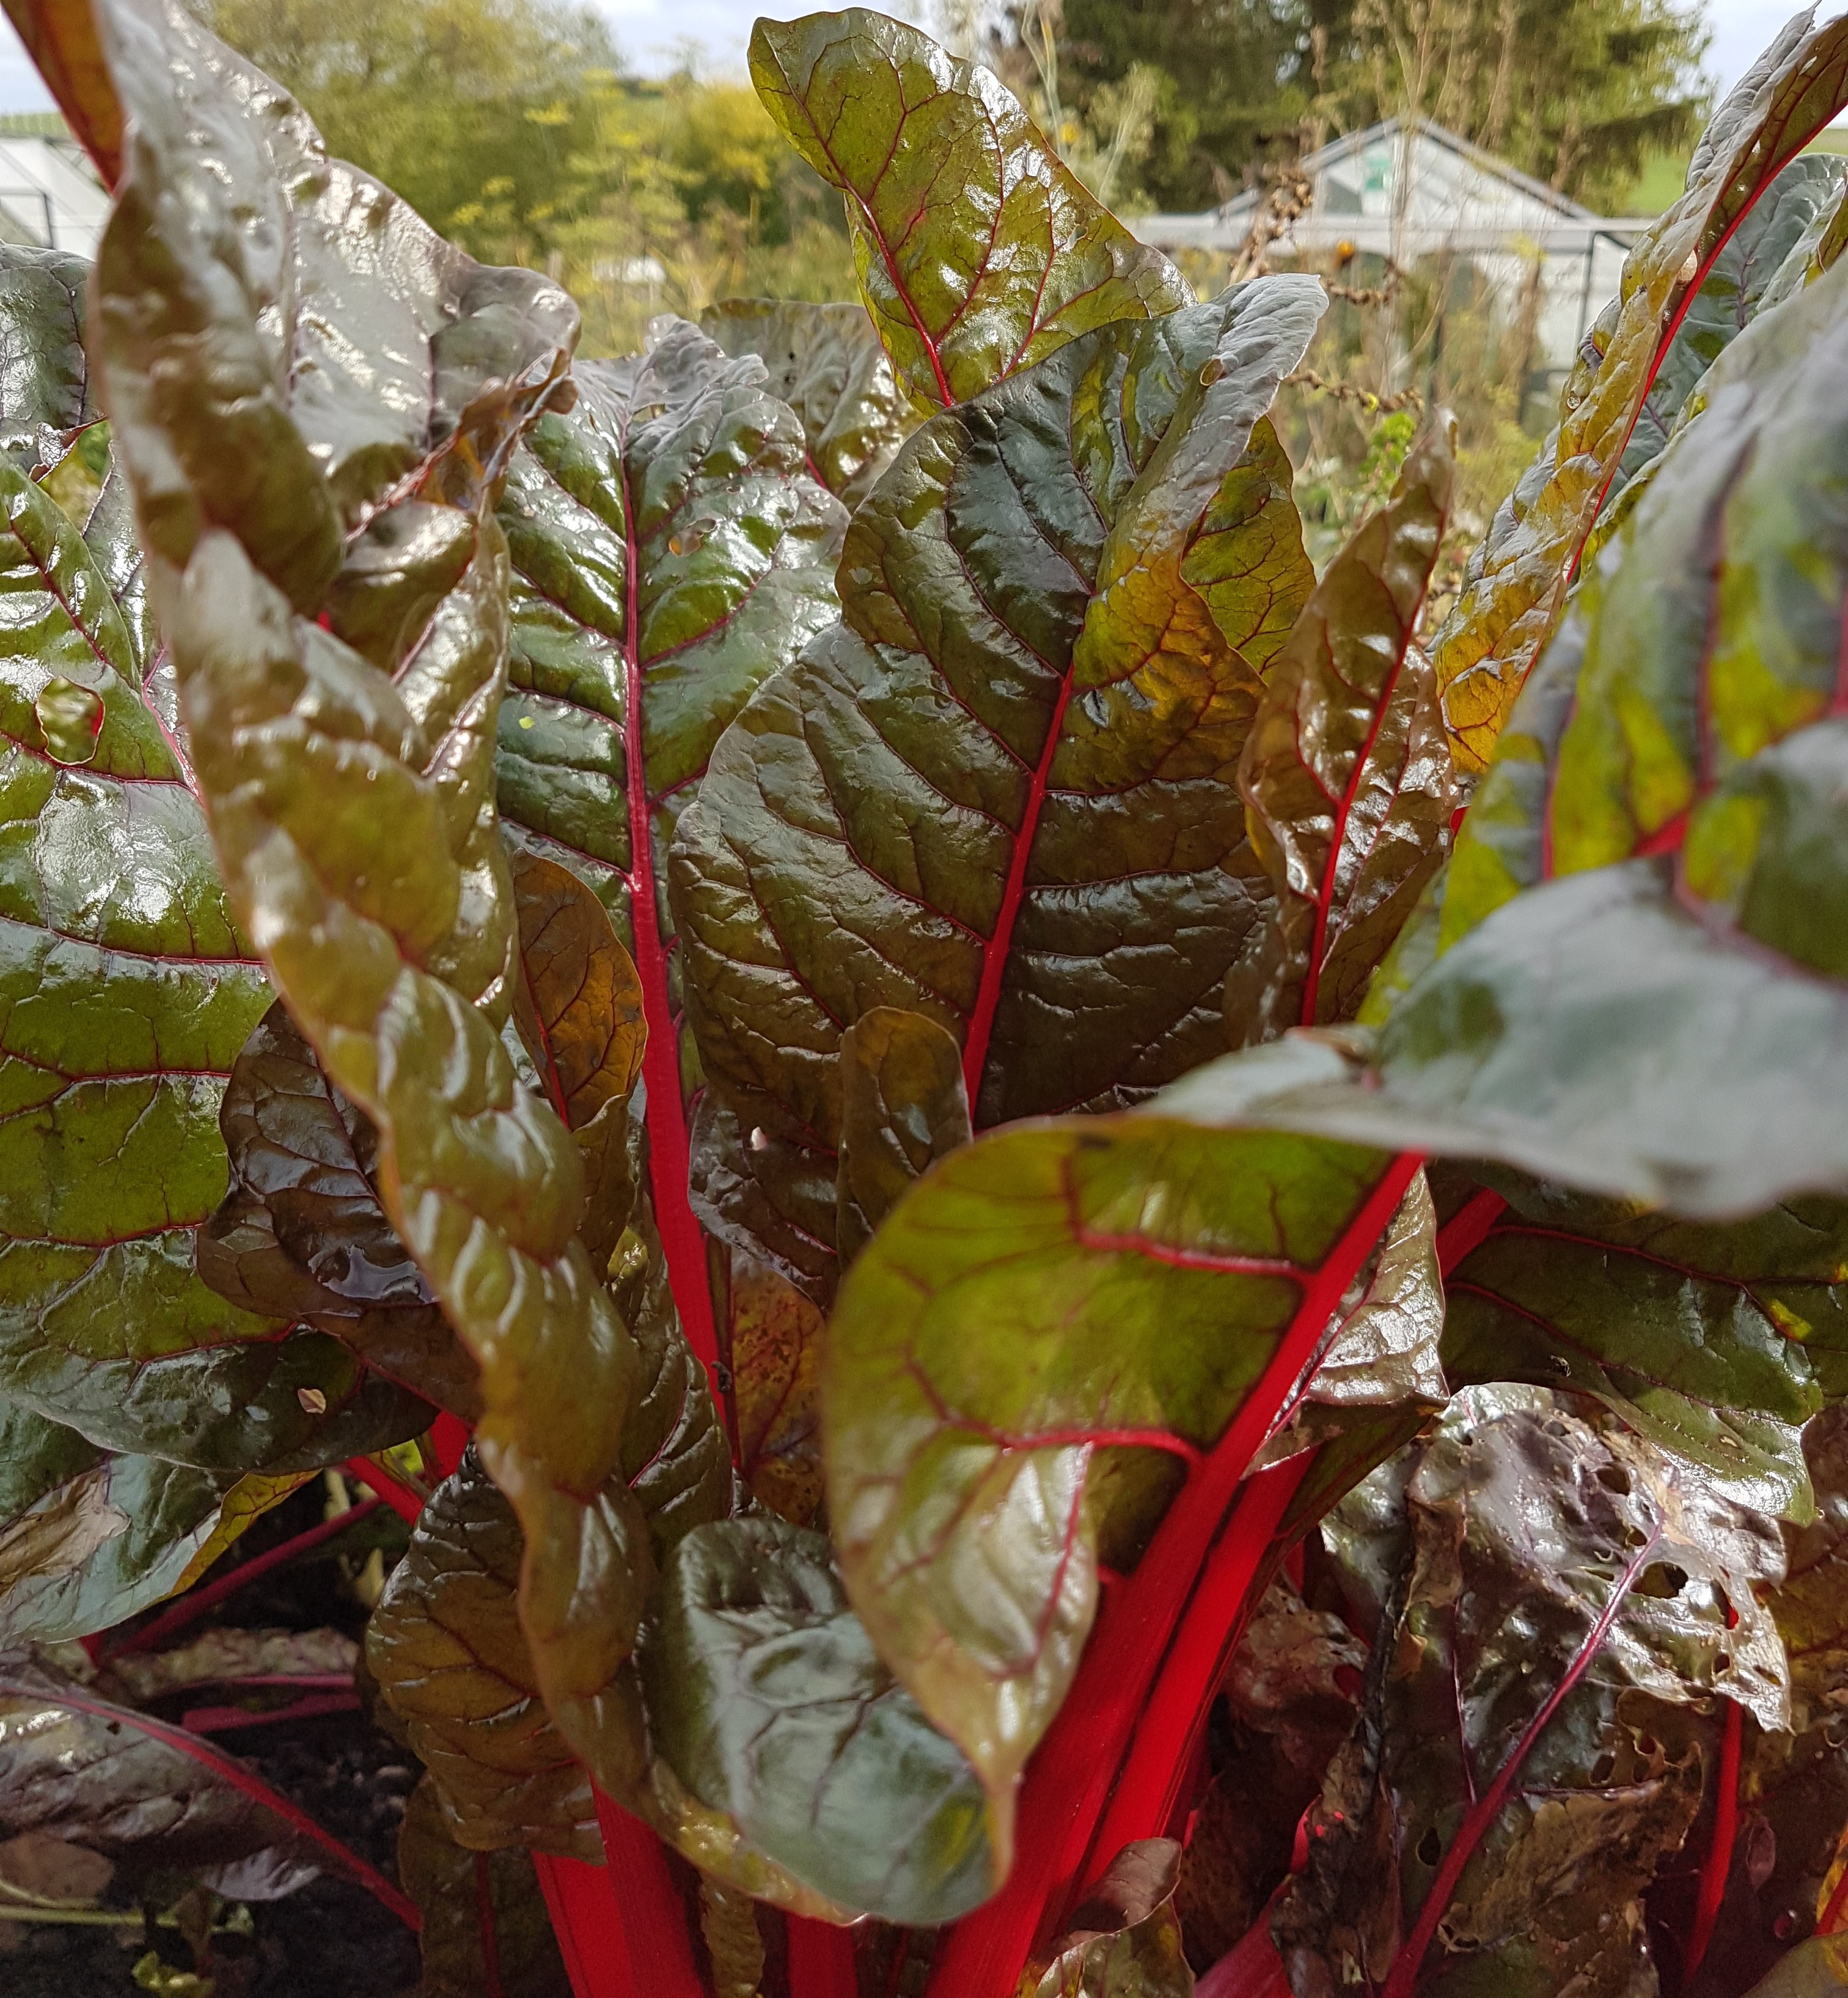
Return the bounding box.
[368,1449,600,1859]
[835,1006,971,1269]
[748,9,1190,409]
[1030,1838,1192,1998]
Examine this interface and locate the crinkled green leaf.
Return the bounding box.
[1030,1838,1191,1998]
[0,424,427,1470]
[1274,1390,1789,1998]
[747,9,1190,410]
[199,1002,482,1422]
[639,1511,993,1924]
[835,1005,970,1270]
[494,314,846,1379]
[1600,155,1846,523]
[1431,7,1848,771]
[398,1772,572,1998]
[0,244,92,460]
[823,1076,1417,1854]
[1440,1192,1822,1517]
[1228,418,1455,1047]
[369,1449,600,1859]
[702,296,917,507]
[672,280,1324,1296]
[0,1397,243,1645]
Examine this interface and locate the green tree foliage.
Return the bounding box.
[1054,0,1709,213]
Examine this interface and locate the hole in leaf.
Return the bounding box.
[1589,1752,1616,1784]
[1634,1562,1689,1598]
[1596,1464,1632,1496]
[1417,1826,1442,1867]
[34,675,105,766]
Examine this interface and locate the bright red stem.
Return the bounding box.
[475,1851,508,1998]
[1197,1914,1292,1998]
[1376,1529,1660,1998]
[534,1854,629,1998]
[788,1914,859,1998]
[1434,1188,1506,1275]
[348,1454,427,1524]
[1084,1455,1312,1875]
[597,1791,706,1997]
[619,463,726,1413]
[101,1496,386,1659]
[0,1672,419,1928]
[927,1152,1425,1998]
[1684,1695,1743,1980]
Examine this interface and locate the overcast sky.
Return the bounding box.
[0,1,1814,127]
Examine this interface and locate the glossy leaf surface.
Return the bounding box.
[398,1773,573,1998]
[702,297,917,506]
[0,244,92,455]
[639,1511,993,1923]
[823,1081,1414,1848]
[495,315,846,1373]
[1431,7,1848,771]
[1030,1838,1192,1998]
[0,405,427,1469]
[748,9,1190,409]
[1274,1390,1789,1998]
[672,280,1324,1290]
[1230,419,1455,1046]
[369,1449,600,1860]
[834,1005,970,1269]
[200,1002,481,1422]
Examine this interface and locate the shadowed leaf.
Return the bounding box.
[702,296,917,505]
[835,1006,970,1269]
[1031,1838,1192,1998]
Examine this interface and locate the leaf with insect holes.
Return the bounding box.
[398,1772,573,1998]
[1431,7,1848,772]
[1228,417,1455,1047]
[702,297,917,507]
[369,1450,600,1859]
[748,9,1191,410]
[670,279,1324,1298]
[1274,1389,1789,1998]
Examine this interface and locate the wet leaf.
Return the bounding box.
[1274,1390,1789,1998]
[368,1450,600,1859]
[1230,417,1456,1046]
[702,296,917,505]
[748,9,1190,410]
[0,243,92,458]
[1431,8,1848,771]
[672,280,1324,1294]
[398,1772,572,1998]
[639,1511,994,1924]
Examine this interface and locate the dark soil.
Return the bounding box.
[2,1485,425,1998]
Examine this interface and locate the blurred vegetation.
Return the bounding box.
[194,0,1715,564]
[196,0,856,356]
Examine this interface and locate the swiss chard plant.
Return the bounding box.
[7,2,1848,1996]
